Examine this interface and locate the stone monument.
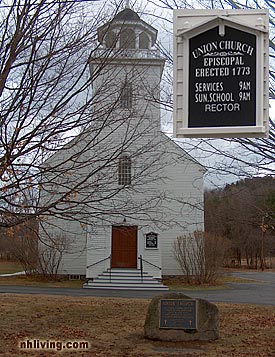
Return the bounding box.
[144,292,219,341]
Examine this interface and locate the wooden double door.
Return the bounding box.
[111,226,138,268]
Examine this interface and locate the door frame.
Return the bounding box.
[111,225,138,269]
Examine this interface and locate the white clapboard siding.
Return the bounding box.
[86,225,111,279]
[41,125,204,277]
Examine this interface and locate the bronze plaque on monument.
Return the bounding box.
[159,299,197,329]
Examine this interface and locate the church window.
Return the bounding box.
[139,32,149,49]
[105,31,117,48]
[118,155,132,186]
[120,29,136,49]
[120,82,133,109]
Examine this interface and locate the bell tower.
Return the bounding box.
[89,6,165,131]
[97,6,157,51]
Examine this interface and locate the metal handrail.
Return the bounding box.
[139,255,143,282]
[138,255,162,271]
[86,255,111,269]
[138,255,162,283]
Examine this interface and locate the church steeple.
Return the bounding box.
[90,7,165,132]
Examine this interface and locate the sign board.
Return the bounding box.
[173,9,269,138]
[159,299,197,329]
[145,232,158,249]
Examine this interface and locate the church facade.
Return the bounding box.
[40,8,205,288]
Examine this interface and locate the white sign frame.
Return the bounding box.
[173,9,269,138]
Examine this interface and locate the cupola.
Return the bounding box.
[97,8,158,51]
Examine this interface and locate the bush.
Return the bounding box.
[173,231,231,284]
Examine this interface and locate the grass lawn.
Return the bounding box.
[0,261,83,287]
[162,274,253,291]
[0,294,274,356]
[0,261,24,274]
[0,275,83,288]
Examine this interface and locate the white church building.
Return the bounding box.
[40,7,205,290]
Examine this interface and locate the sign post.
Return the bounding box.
[173,10,269,138]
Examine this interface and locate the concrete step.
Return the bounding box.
[95,276,159,282]
[93,278,161,284]
[84,282,169,290]
[84,268,169,291]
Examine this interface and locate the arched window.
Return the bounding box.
[120,82,133,109]
[105,31,117,48]
[139,32,149,49]
[120,29,136,49]
[118,155,131,186]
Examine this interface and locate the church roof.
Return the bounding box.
[113,8,141,22]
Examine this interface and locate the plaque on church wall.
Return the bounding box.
[159,299,197,329]
[145,232,158,249]
[173,9,269,138]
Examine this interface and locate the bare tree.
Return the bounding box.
[0,0,104,226]
[0,218,38,272]
[0,0,168,231]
